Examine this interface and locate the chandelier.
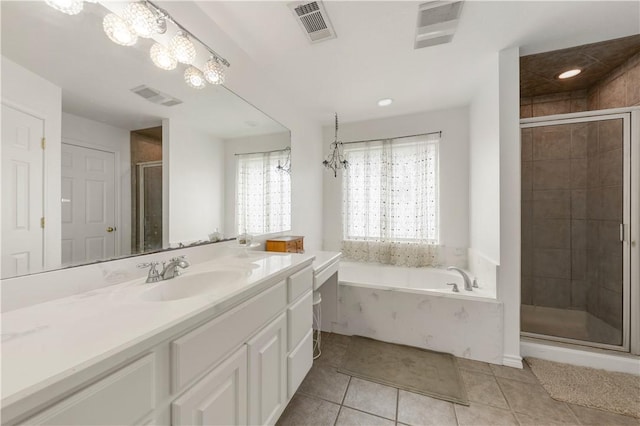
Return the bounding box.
[322,113,348,177]
[276,147,291,174]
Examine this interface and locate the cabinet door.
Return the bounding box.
[172,346,247,426]
[247,313,287,426]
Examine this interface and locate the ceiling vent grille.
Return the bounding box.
[130,85,183,107]
[414,1,464,49]
[288,1,336,43]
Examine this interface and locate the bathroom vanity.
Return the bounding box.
[1,251,314,425]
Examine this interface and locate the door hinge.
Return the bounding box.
[41,137,46,150]
[40,217,45,228]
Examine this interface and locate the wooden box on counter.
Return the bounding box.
[265,236,304,253]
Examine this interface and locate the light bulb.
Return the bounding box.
[122,2,159,38]
[557,69,582,79]
[45,0,83,15]
[103,13,137,46]
[184,66,206,89]
[203,57,225,85]
[150,43,177,70]
[169,31,196,64]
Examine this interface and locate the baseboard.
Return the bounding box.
[521,339,640,375]
[502,354,523,369]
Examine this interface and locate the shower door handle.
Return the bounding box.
[619,224,625,242]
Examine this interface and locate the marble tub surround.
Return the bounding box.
[1,250,314,420]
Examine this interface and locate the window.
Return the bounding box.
[341,134,440,266]
[236,150,291,235]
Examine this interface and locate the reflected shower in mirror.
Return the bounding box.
[0,1,290,279]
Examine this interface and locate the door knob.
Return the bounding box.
[107,226,116,233]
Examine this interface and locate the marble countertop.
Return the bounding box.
[1,251,314,415]
[310,251,341,273]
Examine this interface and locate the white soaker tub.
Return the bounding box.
[334,261,504,364]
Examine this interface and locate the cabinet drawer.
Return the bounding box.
[287,267,312,303]
[171,281,286,393]
[287,290,312,351]
[23,354,155,425]
[287,329,313,398]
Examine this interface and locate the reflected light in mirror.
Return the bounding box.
[150,42,177,70]
[45,0,83,15]
[184,66,206,89]
[103,13,138,46]
[122,2,161,39]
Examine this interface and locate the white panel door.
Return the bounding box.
[172,345,248,426]
[1,104,44,278]
[61,143,115,266]
[247,313,287,426]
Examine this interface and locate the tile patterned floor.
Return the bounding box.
[277,333,639,426]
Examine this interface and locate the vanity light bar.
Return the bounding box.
[46,0,230,88]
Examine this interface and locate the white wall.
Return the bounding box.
[1,56,62,271]
[165,119,225,246]
[322,107,470,261]
[498,47,522,368]
[469,56,500,265]
[61,112,131,256]
[223,132,290,238]
[165,2,324,252]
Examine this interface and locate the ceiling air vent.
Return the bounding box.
[130,85,183,107]
[414,1,464,49]
[288,1,336,43]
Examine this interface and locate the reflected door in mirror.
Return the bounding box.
[61,143,116,266]
[1,104,45,278]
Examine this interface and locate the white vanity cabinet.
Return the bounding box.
[172,346,248,426]
[10,262,314,426]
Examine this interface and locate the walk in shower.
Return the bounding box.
[520,112,631,350]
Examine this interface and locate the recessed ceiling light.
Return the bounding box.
[557,69,582,79]
[378,98,393,107]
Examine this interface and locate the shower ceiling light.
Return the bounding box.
[169,31,196,64]
[150,43,177,70]
[45,0,83,15]
[557,69,582,79]
[122,2,165,38]
[184,66,206,89]
[377,98,393,107]
[203,57,225,85]
[103,13,138,46]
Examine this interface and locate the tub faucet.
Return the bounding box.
[447,266,473,291]
[161,256,190,280]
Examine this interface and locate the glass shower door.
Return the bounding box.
[520,113,630,350]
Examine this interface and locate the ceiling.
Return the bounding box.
[195,1,640,124]
[1,1,287,139]
[521,34,640,98]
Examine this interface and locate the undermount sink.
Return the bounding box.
[139,270,246,302]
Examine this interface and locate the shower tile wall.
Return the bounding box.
[521,123,588,310]
[521,119,623,344]
[585,120,623,332]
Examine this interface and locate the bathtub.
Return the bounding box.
[332,261,504,364]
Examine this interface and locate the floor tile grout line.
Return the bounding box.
[339,404,400,424]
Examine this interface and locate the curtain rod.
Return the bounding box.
[341,130,442,145]
[234,146,290,156]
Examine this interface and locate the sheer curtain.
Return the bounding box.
[341,134,441,267]
[236,150,291,235]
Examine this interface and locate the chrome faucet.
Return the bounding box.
[160,255,190,280]
[137,261,162,283]
[447,266,473,291]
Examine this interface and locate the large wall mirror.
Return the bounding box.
[1,1,291,279]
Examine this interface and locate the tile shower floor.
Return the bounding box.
[277,333,639,426]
